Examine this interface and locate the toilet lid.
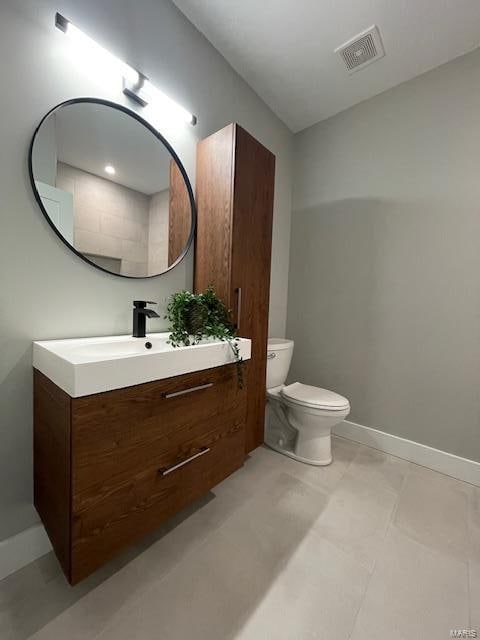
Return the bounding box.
[281,382,350,410]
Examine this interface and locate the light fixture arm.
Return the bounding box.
[122,72,149,107]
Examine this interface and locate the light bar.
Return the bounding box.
[55,13,197,125]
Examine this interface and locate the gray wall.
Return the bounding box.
[0,0,292,540]
[288,48,480,463]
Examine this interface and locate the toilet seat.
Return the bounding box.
[281,382,349,411]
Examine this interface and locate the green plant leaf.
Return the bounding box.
[165,286,244,388]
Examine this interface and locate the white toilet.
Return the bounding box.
[265,338,350,465]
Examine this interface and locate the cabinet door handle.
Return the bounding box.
[160,447,210,476]
[236,287,242,332]
[164,382,213,399]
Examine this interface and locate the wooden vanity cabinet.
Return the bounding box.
[34,364,246,584]
[194,124,275,453]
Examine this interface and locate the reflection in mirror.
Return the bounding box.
[30,100,195,277]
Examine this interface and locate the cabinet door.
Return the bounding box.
[231,126,275,452]
[195,123,275,453]
[194,124,235,306]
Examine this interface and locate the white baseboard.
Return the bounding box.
[0,524,52,582]
[334,420,480,487]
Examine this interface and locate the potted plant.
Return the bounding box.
[165,286,244,388]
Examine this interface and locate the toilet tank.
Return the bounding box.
[266,338,294,389]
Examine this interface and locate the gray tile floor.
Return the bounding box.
[1,437,478,639]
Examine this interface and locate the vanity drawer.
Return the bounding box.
[69,363,246,582]
[71,363,244,496]
[70,416,244,582]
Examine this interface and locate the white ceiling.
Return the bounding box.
[173,0,480,132]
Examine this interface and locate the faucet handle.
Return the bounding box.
[133,300,157,308]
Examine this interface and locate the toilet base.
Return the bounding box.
[265,440,333,466]
[264,398,334,466]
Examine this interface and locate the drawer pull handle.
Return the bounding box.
[161,447,210,476]
[164,383,213,399]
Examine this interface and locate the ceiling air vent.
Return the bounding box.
[335,25,385,73]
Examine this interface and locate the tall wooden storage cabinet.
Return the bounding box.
[194,124,275,453]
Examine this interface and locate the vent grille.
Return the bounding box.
[335,26,385,73]
[341,33,376,70]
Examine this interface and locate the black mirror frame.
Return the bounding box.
[28,97,197,279]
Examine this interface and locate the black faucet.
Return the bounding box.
[132,301,160,338]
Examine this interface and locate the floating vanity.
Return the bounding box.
[33,334,251,584]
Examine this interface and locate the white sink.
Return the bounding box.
[33,333,251,397]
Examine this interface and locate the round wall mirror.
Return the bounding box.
[29,98,196,278]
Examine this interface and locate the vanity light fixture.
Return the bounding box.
[54,13,197,125]
[104,165,115,175]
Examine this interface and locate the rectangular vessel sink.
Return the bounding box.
[33,333,251,397]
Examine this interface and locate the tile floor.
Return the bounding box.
[1,436,478,640]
